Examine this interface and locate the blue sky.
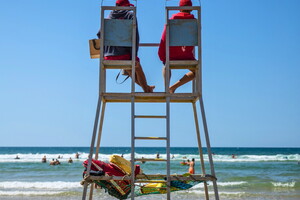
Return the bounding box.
[0,0,299,147]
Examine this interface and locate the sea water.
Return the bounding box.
[0,147,299,200]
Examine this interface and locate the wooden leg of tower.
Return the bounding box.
[95,101,106,159]
[82,96,102,200]
[88,101,106,200]
[166,97,171,200]
[192,102,209,200]
[88,184,94,200]
[199,97,219,200]
[82,180,89,199]
[130,96,135,200]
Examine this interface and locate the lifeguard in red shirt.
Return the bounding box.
[158,0,196,93]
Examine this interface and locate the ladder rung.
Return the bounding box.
[135,158,167,162]
[135,137,167,140]
[134,115,166,118]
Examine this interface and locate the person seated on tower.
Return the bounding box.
[97,0,154,93]
[158,0,196,93]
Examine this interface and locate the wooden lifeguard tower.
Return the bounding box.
[82,1,219,200]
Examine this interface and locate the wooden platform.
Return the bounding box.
[101,60,198,69]
[83,174,216,184]
[102,92,200,103]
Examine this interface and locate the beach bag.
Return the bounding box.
[89,39,100,59]
[83,159,132,199]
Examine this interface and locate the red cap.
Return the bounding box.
[116,0,134,6]
[179,0,192,6]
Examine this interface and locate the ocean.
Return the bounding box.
[0,147,299,200]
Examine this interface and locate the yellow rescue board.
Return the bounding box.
[109,155,143,175]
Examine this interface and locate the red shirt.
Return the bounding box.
[158,12,196,63]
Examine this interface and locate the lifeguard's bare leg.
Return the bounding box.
[125,62,154,93]
[169,70,195,93]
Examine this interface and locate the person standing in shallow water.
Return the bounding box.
[50,159,56,165]
[55,159,61,165]
[188,158,195,174]
[75,152,80,159]
[42,156,47,163]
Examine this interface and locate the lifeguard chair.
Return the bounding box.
[82,1,219,200]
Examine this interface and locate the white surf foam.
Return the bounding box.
[188,181,247,190]
[99,153,300,162]
[0,191,62,196]
[209,154,299,162]
[0,152,298,162]
[0,181,81,189]
[184,189,246,196]
[217,181,248,186]
[271,181,296,188]
[0,152,97,163]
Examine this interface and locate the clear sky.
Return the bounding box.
[0,0,299,147]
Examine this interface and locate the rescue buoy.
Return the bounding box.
[180,161,187,165]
